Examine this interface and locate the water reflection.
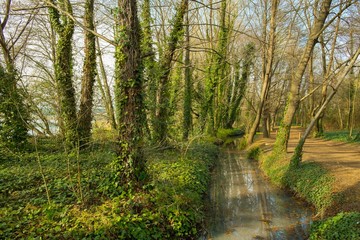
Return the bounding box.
[206,150,313,240]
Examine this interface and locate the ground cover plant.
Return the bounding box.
[246,128,360,238]
[0,136,219,239]
[310,212,360,239]
[323,130,360,143]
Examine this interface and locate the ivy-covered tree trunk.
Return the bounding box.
[225,43,255,128]
[114,0,145,187]
[141,0,157,140]
[182,8,192,141]
[200,0,228,134]
[153,0,188,144]
[78,0,96,147]
[48,0,77,147]
[0,67,28,150]
[273,0,332,154]
[214,0,230,131]
[0,0,28,150]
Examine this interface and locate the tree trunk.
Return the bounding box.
[347,30,355,137]
[77,0,96,147]
[247,0,279,145]
[291,47,360,167]
[0,0,29,149]
[141,0,157,140]
[183,7,192,141]
[272,0,332,154]
[114,0,145,188]
[48,0,77,148]
[96,35,117,130]
[225,43,255,128]
[153,0,188,144]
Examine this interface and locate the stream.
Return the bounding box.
[205,149,313,240]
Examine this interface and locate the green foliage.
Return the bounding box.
[48,0,77,148]
[0,138,218,239]
[259,153,289,186]
[246,146,261,160]
[323,130,360,143]
[152,0,188,144]
[0,66,28,153]
[216,128,245,139]
[284,163,334,214]
[258,150,334,214]
[310,212,360,239]
[237,137,248,150]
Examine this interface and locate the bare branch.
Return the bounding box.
[43,0,115,46]
[1,0,11,29]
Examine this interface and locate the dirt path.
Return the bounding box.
[257,127,360,215]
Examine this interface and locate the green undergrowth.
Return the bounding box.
[323,130,360,143]
[310,212,360,239]
[204,128,245,145]
[247,144,359,238]
[246,145,262,160]
[248,145,334,215]
[0,137,219,239]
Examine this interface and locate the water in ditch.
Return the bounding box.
[205,149,313,240]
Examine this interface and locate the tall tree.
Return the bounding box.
[77,0,96,147]
[225,42,255,128]
[141,0,157,140]
[95,34,117,130]
[200,0,229,134]
[0,0,30,150]
[48,0,77,147]
[182,6,192,141]
[113,0,145,187]
[272,0,333,154]
[314,14,341,137]
[247,0,279,145]
[291,47,360,167]
[153,0,189,144]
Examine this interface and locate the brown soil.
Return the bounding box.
[255,127,360,216]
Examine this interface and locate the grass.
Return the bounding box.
[0,135,219,239]
[323,130,360,143]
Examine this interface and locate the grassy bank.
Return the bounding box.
[247,146,334,215]
[0,137,219,239]
[246,144,359,239]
